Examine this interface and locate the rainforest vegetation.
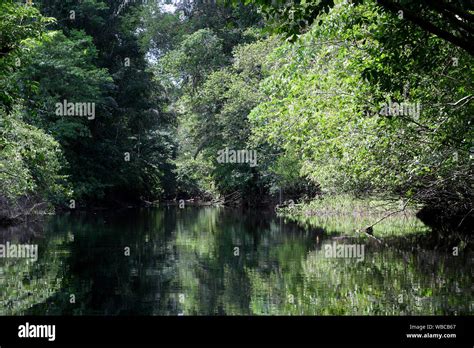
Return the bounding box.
[0,0,472,237]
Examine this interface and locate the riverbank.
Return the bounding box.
[276,195,425,238]
[276,195,471,251]
[276,195,420,217]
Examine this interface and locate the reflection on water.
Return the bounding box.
[0,207,472,315]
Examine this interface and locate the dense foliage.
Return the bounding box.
[1,0,175,221]
[249,2,473,225]
[1,0,472,233]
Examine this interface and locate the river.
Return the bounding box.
[0,207,471,315]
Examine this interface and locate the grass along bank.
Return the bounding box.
[276,195,430,239]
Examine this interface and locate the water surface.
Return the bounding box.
[0,207,471,315]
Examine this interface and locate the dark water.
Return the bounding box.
[0,207,472,315]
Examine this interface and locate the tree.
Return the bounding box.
[240,0,474,55]
[25,0,177,204]
[160,29,226,91]
[248,1,473,230]
[0,0,68,223]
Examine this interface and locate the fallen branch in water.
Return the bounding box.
[10,201,49,221]
[457,208,473,228]
[365,198,412,230]
[360,198,413,244]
